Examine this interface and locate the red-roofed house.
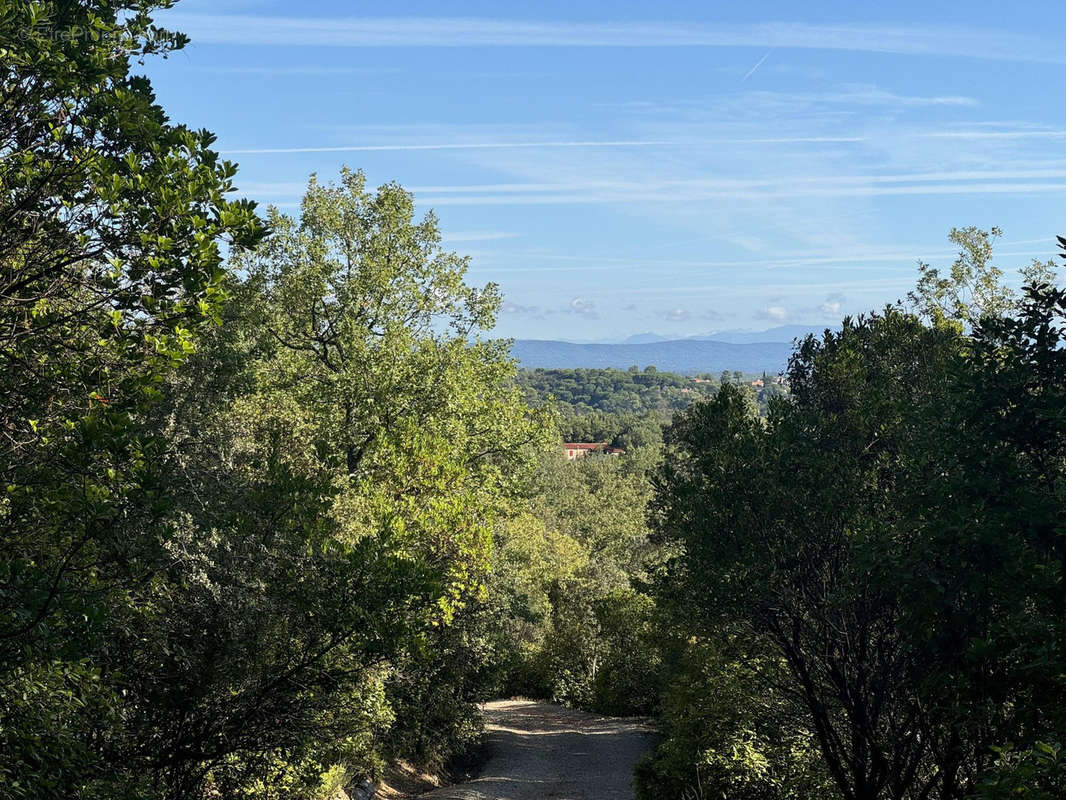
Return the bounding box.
[563,442,625,460]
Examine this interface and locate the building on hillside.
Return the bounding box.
[564,442,625,460]
[750,378,765,388]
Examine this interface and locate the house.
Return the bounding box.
[564,442,625,460]
[750,378,764,388]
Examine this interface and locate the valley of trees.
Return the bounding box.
[3,4,1065,800]
[515,365,784,450]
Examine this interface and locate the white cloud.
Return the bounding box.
[759,305,790,322]
[567,297,598,319]
[922,130,1066,139]
[817,293,847,317]
[411,178,1066,206]
[217,97,1065,289]
[626,85,979,114]
[221,136,872,157]
[162,16,1064,64]
[659,308,691,322]
[188,65,396,77]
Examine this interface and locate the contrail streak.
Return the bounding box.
[742,49,773,81]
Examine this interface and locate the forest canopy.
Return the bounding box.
[3,3,1065,800]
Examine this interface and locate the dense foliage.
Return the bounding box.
[517,366,719,414]
[515,366,777,450]
[5,4,1065,799]
[1,3,264,797]
[640,239,1066,799]
[489,446,666,715]
[0,4,553,795]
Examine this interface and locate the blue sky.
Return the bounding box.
[146,0,1066,341]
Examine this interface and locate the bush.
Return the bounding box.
[636,639,837,800]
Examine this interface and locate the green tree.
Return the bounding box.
[0,3,262,796]
[909,226,1056,326]
[214,169,550,787]
[233,168,547,615]
[649,269,1066,799]
[944,280,1066,795]
[498,445,666,713]
[652,316,968,799]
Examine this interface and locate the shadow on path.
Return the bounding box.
[421,700,656,800]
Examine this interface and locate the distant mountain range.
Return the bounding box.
[623,324,836,345]
[692,324,838,344]
[511,338,794,374]
[511,325,843,373]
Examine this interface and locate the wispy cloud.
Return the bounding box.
[222,140,671,155]
[187,65,396,77]
[792,85,979,107]
[615,86,978,114]
[501,301,541,315]
[241,166,1066,206]
[474,247,1054,275]
[412,177,1066,206]
[163,16,1063,64]
[223,136,865,156]
[442,231,522,242]
[619,277,915,297]
[922,129,1066,139]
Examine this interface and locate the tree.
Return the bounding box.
[653,316,969,799]
[0,164,552,798]
[2,7,551,791]
[909,226,1056,326]
[945,279,1066,792]
[232,168,547,614]
[650,265,1066,799]
[1,0,261,473]
[193,168,552,789]
[0,4,262,796]
[496,444,665,713]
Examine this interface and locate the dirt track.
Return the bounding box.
[419,700,656,800]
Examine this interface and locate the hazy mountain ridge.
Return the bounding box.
[511,338,794,374]
[690,324,838,344]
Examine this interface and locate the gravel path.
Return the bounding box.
[419,699,656,800]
